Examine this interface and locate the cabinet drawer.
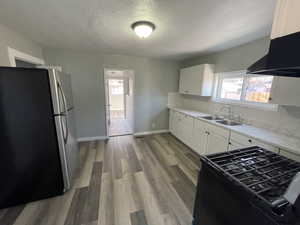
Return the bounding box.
[280,150,300,162]
[254,140,279,153]
[207,123,230,138]
[230,132,254,146]
[230,132,279,153]
[182,114,194,127]
[176,112,184,122]
[194,118,207,130]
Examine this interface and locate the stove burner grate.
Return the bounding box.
[205,146,300,209]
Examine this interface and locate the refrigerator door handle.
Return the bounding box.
[57,81,69,143]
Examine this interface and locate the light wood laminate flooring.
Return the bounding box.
[0,133,200,225]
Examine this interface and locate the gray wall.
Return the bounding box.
[0,23,43,66]
[43,48,180,139]
[181,37,270,72]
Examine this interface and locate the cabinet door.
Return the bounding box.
[185,65,203,95]
[269,76,300,106]
[206,132,229,154]
[181,115,194,148]
[271,0,300,39]
[172,112,181,138]
[179,68,189,94]
[176,113,184,140]
[169,110,175,134]
[193,119,208,155]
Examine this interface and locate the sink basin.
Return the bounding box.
[216,120,242,126]
[201,116,223,120]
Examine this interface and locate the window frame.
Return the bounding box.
[213,70,278,111]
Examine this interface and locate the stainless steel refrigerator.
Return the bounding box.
[0,67,79,209]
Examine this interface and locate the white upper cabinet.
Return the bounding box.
[271,0,300,39]
[269,76,300,106]
[179,64,214,96]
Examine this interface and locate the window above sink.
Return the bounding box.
[213,70,278,111]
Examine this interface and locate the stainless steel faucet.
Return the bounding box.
[219,105,233,120]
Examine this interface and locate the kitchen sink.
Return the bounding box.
[201,116,223,120]
[216,120,242,126]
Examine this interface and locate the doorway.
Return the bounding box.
[104,69,134,137]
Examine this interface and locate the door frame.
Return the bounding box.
[8,47,45,67]
[103,68,135,138]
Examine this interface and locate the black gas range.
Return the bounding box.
[193,146,300,225]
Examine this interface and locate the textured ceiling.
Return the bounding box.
[0,0,276,60]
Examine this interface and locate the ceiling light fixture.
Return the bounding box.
[131,21,155,38]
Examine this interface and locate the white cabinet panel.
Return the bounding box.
[228,140,245,151]
[229,132,279,153]
[179,68,189,94]
[193,119,209,155]
[181,115,194,148]
[280,150,300,162]
[179,64,214,96]
[230,132,255,148]
[254,140,279,153]
[169,110,175,134]
[269,76,300,106]
[206,131,229,154]
[271,0,300,39]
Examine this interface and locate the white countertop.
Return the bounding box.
[169,107,300,156]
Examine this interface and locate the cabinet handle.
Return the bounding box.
[269,97,272,101]
[229,142,232,145]
[248,139,252,143]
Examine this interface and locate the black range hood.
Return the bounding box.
[247,31,300,77]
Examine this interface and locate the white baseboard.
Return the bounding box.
[133,129,169,137]
[77,136,108,142]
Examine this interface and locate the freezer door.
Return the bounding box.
[48,69,66,115]
[57,71,74,110]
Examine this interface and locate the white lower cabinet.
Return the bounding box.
[193,119,209,155]
[169,110,175,134]
[180,114,194,148]
[206,131,229,154]
[169,110,282,156]
[280,150,300,162]
[169,110,195,149]
[228,140,246,151]
[170,109,230,155]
